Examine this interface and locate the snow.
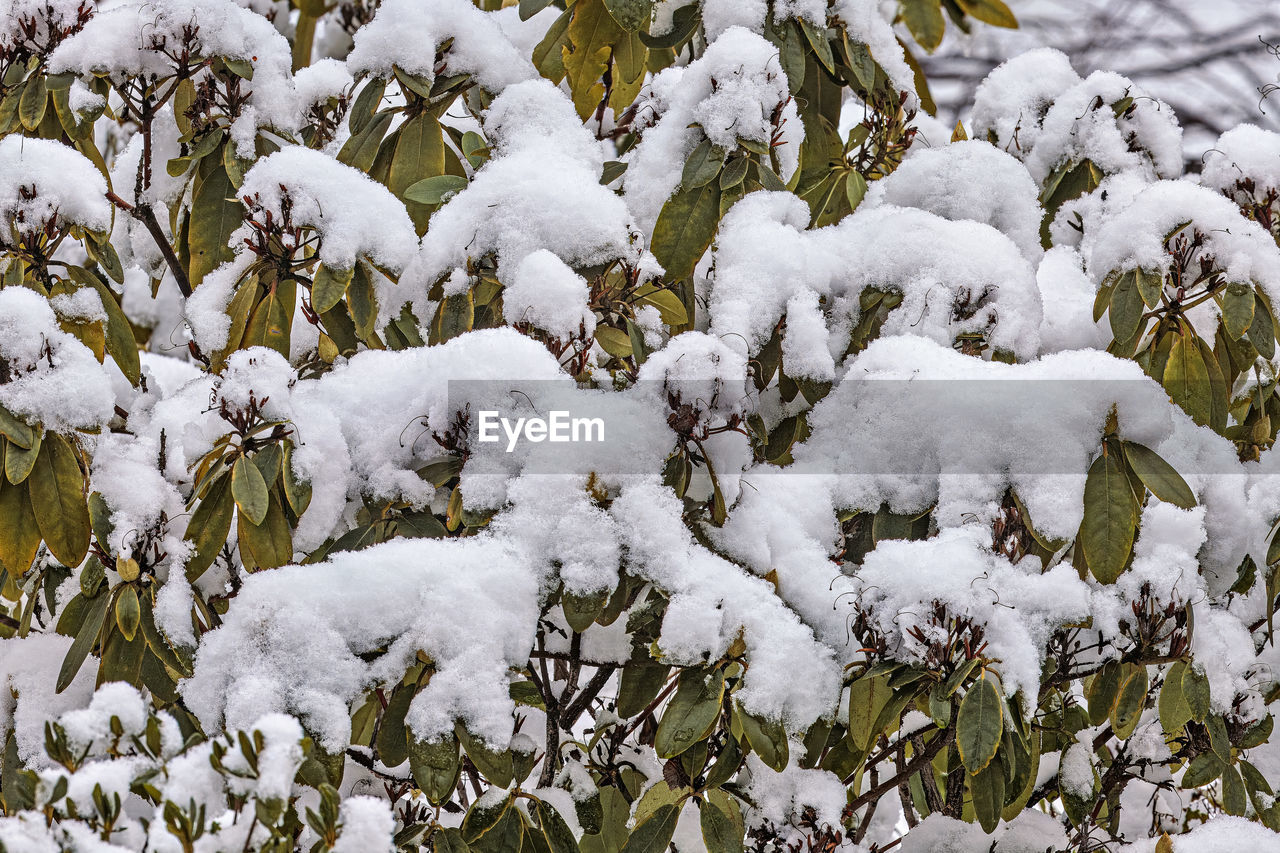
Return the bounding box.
[347,0,537,93]
[709,193,1043,373]
[863,140,1046,263]
[1202,124,1280,200]
[8,2,1280,850]
[503,249,596,339]
[0,136,109,235]
[622,27,804,235]
[1023,71,1183,185]
[1087,179,1280,312]
[404,80,641,321]
[970,48,1082,156]
[333,796,395,853]
[0,288,116,432]
[48,0,297,156]
[233,146,418,274]
[0,634,96,764]
[182,535,541,750]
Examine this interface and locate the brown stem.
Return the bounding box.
[848,728,954,813]
[561,665,618,729]
[107,192,193,298]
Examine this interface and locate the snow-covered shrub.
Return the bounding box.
[1,1,1280,852]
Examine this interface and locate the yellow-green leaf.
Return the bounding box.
[231,455,269,525]
[594,326,633,359]
[651,181,722,282]
[1163,331,1211,427]
[0,475,40,576]
[237,491,292,571]
[29,434,89,568]
[956,673,1003,773]
[956,0,1017,28]
[5,430,40,485]
[1110,666,1148,739]
[115,585,140,642]
[188,158,241,289]
[563,0,624,120]
[654,668,724,759]
[1081,449,1138,584]
[19,74,46,131]
[902,0,946,52]
[1120,441,1195,509]
[848,672,891,750]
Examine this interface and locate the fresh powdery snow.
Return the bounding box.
[3,2,1280,851]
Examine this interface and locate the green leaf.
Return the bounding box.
[5,430,40,484]
[955,0,1017,27]
[231,456,269,526]
[563,0,624,119]
[845,170,868,210]
[1087,660,1122,726]
[1110,666,1148,739]
[520,0,555,20]
[902,0,946,51]
[410,734,460,805]
[1208,714,1232,762]
[848,672,892,751]
[463,792,523,853]
[404,174,469,206]
[375,681,414,768]
[654,668,724,759]
[1158,661,1193,733]
[29,435,90,568]
[338,109,393,173]
[602,0,652,31]
[1249,293,1276,360]
[969,756,1005,833]
[457,725,514,789]
[188,158,241,289]
[1181,664,1211,723]
[534,799,582,853]
[618,658,669,718]
[1081,449,1138,584]
[18,74,46,131]
[620,803,679,853]
[311,264,353,315]
[1135,268,1164,308]
[57,587,108,693]
[956,673,1003,773]
[698,800,742,853]
[1180,753,1223,788]
[738,707,788,772]
[185,473,234,581]
[1120,441,1195,509]
[282,444,313,517]
[348,78,386,137]
[1223,765,1248,816]
[681,139,724,190]
[651,181,722,282]
[115,585,140,642]
[1222,283,1256,339]
[1109,270,1144,344]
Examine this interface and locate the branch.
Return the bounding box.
[848,727,954,812]
[106,191,193,298]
